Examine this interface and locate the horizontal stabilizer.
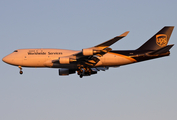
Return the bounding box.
[149,44,174,55]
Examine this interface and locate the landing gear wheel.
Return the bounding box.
[77,71,80,75]
[20,71,23,74]
[86,68,91,75]
[80,74,83,78]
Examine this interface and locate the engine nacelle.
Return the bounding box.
[59,68,76,76]
[82,49,94,56]
[59,57,70,64]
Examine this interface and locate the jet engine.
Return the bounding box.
[59,57,76,64]
[59,57,70,64]
[82,49,94,56]
[82,48,108,56]
[59,68,76,76]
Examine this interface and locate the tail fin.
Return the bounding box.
[137,26,174,51]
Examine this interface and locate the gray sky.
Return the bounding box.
[0,0,177,120]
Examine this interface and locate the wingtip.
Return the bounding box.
[120,31,129,37]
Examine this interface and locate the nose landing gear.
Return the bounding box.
[18,66,23,74]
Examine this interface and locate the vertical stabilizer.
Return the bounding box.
[137,26,174,51]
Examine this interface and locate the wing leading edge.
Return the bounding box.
[94,31,129,48]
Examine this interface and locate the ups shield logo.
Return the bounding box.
[156,34,167,47]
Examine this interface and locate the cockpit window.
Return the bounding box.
[14,50,18,52]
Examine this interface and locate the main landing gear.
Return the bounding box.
[77,68,83,78]
[77,67,92,78]
[18,66,23,74]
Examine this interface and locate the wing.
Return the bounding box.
[52,31,129,66]
[75,31,129,57]
[68,31,129,68]
[51,31,129,78]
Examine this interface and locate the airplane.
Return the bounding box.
[2,26,174,78]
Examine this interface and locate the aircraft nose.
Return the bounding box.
[2,55,12,64]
